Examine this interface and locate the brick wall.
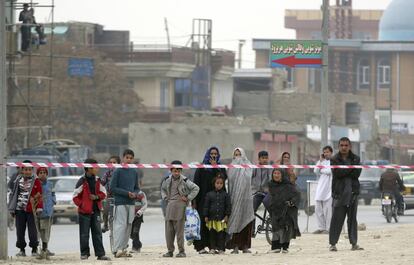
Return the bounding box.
[270,92,375,125]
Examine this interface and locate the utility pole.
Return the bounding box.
[164,17,171,49]
[389,80,393,162]
[238,39,246,69]
[321,0,330,149]
[0,0,9,259]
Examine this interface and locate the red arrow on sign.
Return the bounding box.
[272,56,322,67]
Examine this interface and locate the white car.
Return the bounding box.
[48,176,81,223]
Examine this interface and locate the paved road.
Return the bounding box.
[7,204,414,256]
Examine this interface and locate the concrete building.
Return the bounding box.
[253,39,414,112]
[114,45,235,117]
[284,9,383,41]
[245,0,414,162]
[38,22,235,117]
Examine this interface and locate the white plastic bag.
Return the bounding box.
[184,207,201,243]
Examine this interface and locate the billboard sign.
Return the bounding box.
[270,40,323,68]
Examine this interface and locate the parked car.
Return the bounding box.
[48,176,81,223]
[400,171,414,210]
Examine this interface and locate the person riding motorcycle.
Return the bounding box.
[379,168,405,215]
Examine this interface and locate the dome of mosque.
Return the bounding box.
[379,0,414,41]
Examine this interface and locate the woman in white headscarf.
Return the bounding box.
[226,147,255,254]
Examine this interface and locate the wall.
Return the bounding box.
[233,91,270,117]
[132,78,160,108]
[399,53,414,110]
[128,123,255,163]
[271,92,375,125]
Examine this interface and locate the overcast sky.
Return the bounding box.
[33,0,392,66]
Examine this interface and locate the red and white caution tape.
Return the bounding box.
[2,162,414,170]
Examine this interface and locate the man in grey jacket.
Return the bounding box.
[161,160,199,258]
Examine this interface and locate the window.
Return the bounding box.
[174,79,191,107]
[357,59,370,89]
[392,123,409,134]
[160,80,170,111]
[345,102,360,125]
[377,59,391,87]
[362,66,370,84]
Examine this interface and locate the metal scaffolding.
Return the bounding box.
[5,0,55,148]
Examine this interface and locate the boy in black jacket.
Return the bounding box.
[203,174,231,254]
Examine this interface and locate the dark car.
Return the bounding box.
[358,160,389,205]
[358,168,385,205]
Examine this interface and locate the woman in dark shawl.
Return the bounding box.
[193,146,227,253]
[268,168,301,253]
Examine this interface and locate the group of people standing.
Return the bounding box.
[70,149,146,260]
[161,146,302,257]
[7,136,365,260]
[8,163,55,259]
[162,137,364,256]
[7,149,146,261]
[191,147,258,255]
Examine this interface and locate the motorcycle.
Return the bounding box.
[381,193,399,223]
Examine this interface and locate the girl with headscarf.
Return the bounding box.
[268,168,301,253]
[226,147,255,254]
[193,147,228,254]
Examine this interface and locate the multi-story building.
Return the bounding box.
[235,0,414,163]
[33,22,236,120]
